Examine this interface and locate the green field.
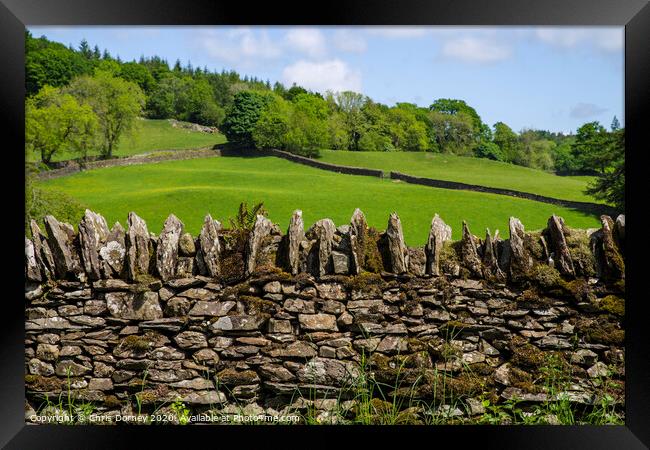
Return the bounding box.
[318,150,599,203]
[37,156,601,245]
[27,119,227,163]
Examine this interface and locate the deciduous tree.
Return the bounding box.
[65,71,145,159]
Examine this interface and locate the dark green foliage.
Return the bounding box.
[474,141,505,161]
[429,98,484,133]
[25,32,94,95]
[585,129,624,209]
[492,122,519,163]
[146,76,224,126]
[228,201,268,233]
[571,122,609,173]
[119,61,156,92]
[514,131,555,171]
[25,168,86,236]
[552,138,581,173]
[222,91,270,147]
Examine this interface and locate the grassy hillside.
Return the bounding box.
[318,150,599,203]
[26,119,227,163]
[37,156,601,245]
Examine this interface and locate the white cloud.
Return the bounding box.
[365,26,431,38]
[441,37,512,63]
[282,59,362,93]
[332,30,367,53]
[198,28,282,64]
[535,28,623,52]
[285,28,327,57]
[570,102,608,119]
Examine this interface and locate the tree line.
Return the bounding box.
[25,31,624,208]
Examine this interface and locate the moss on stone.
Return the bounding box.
[564,227,596,277]
[446,372,485,398]
[104,394,123,408]
[133,273,157,285]
[431,277,454,303]
[346,272,386,292]
[406,338,428,353]
[597,295,625,317]
[121,334,153,352]
[135,390,158,405]
[531,264,564,290]
[253,264,292,281]
[510,336,546,369]
[216,368,260,386]
[239,295,278,315]
[518,289,541,303]
[369,354,424,385]
[235,282,251,295]
[525,232,546,260]
[470,362,495,377]
[562,279,590,302]
[509,367,541,393]
[577,319,624,345]
[439,241,461,274]
[362,227,384,273]
[25,374,61,392]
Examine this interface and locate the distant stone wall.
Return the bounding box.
[390,171,620,217]
[24,209,625,424]
[220,148,385,178]
[220,149,619,217]
[34,149,219,181]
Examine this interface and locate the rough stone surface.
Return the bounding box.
[298,314,338,332]
[178,232,196,257]
[174,331,208,349]
[296,357,360,386]
[106,291,162,320]
[156,214,184,281]
[349,208,368,274]
[44,215,81,279]
[330,251,349,275]
[460,222,482,277]
[126,212,151,280]
[78,210,110,280]
[598,215,625,282]
[287,210,305,275]
[211,315,267,332]
[615,214,625,249]
[547,215,575,276]
[508,217,532,279]
[307,219,336,277]
[189,301,235,317]
[425,214,452,276]
[24,210,625,423]
[245,215,273,276]
[482,229,505,280]
[385,213,408,274]
[99,222,126,277]
[30,220,56,280]
[25,237,41,282]
[197,214,221,277]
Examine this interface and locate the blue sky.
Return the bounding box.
[29,26,624,134]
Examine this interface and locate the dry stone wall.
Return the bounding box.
[24,208,626,423]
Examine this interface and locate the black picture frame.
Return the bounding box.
[1,0,648,448]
